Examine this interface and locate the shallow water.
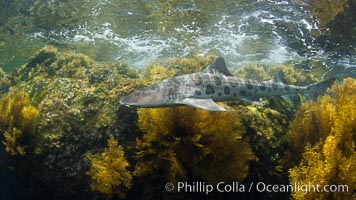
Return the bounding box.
[0,1,355,199]
[0,0,354,76]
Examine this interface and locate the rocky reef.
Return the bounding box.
[0,46,142,199]
[0,47,354,199]
[292,0,355,54]
[0,68,10,93]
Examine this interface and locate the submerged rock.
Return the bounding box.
[1,47,342,199]
[292,0,355,54]
[1,46,142,199]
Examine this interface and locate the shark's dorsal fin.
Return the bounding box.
[202,57,233,76]
[179,98,226,111]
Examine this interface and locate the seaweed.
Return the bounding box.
[0,68,11,93]
[86,138,132,199]
[287,78,356,199]
[134,106,255,198]
[235,63,321,84]
[0,90,39,156]
[4,46,352,199]
[142,55,216,84]
[0,47,142,198]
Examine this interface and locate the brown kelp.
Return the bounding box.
[86,138,132,199]
[0,90,39,156]
[134,106,255,197]
[142,55,216,84]
[1,46,351,199]
[0,68,11,93]
[287,78,356,199]
[235,63,322,85]
[0,46,142,199]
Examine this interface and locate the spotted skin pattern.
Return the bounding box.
[120,57,335,111]
[182,72,306,102]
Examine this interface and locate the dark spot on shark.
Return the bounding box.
[192,73,203,86]
[239,90,246,96]
[259,83,266,90]
[146,83,160,92]
[284,85,289,91]
[206,84,215,95]
[246,80,253,89]
[213,75,222,85]
[172,77,181,85]
[168,87,176,96]
[224,86,230,95]
[268,88,271,92]
[195,90,202,95]
[218,92,222,96]
[272,83,278,90]
[233,93,237,97]
[228,77,238,87]
[167,78,181,92]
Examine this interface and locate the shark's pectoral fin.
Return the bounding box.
[241,96,263,105]
[179,98,226,111]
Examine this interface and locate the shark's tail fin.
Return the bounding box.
[305,77,336,100]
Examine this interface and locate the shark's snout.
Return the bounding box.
[119,95,133,106]
[119,88,164,107]
[120,91,146,106]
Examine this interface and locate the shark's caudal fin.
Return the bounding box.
[305,77,336,100]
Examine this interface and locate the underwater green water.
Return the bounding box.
[0,1,355,200]
[0,0,355,75]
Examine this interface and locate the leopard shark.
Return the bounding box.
[119,57,335,111]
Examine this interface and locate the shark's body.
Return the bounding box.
[120,57,335,111]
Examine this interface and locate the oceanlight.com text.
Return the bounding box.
[164,181,349,195]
